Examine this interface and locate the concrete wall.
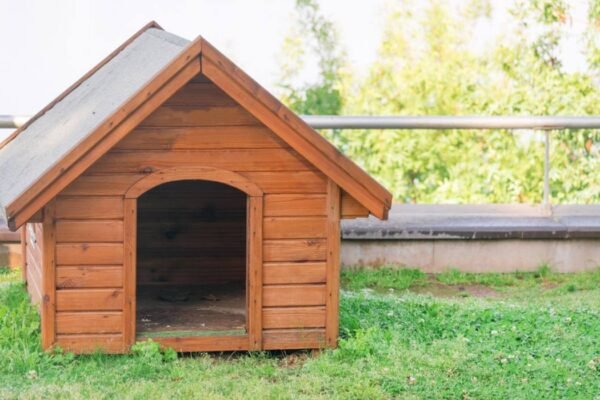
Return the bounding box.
[341,204,600,273]
[341,239,600,273]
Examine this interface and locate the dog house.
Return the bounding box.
[0,22,391,353]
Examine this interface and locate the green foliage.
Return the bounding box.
[341,267,428,290]
[131,339,178,364]
[1,270,600,398]
[342,264,600,293]
[277,0,345,116]
[0,266,20,284]
[279,0,600,204]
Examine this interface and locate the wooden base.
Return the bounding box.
[149,334,249,352]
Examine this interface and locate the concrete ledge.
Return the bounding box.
[342,204,600,240]
[341,239,600,273]
[341,204,600,272]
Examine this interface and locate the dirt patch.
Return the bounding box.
[411,283,500,298]
[137,284,246,335]
[278,352,311,368]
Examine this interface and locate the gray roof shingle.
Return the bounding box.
[0,28,189,222]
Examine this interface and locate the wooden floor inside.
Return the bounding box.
[136,284,246,337]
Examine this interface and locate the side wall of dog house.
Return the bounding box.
[23,222,44,311]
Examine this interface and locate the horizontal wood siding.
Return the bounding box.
[263,285,327,307]
[25,223,43,310]
[56,289,124,311]
[56,220,123,242]
[263,307,326,329]
[54,77,335,351]
[56,196,123,219]
[56,312,123,334]
[56,243,124,265]
[341,190,370,219]
[56,266,123,289]
[263,262,326,285]
[55,334,125,353]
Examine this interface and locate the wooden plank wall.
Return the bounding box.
[24,223,44,311]
[137,180,246,285]
[54,73,331,351]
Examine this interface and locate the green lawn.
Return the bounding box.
[1,265,599,399]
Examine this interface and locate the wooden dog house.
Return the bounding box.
[0,22,391,353]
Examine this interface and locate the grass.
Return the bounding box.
[1,265,599,399]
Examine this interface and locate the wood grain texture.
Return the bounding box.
[263,217,327,239]
[151,335,249,352]
[264,194,327,216]
[55,197,123,219]
[25,223,43,309]
[262,329,326,350]
[115,126,287,150]
[56,289,124,311]
[123,198,136,348]
[56,312,123,334]
[56,220,123,243]
[341,190,369,219]
[90,149,314,174]
[263,284,326,307]
[41,201,56,349]
[263,307,326,329]
[125,166,262,198]
[200,43,392,219]
[56,266,123,289]
[140,105,260,127]
[263,239,327,262]
[263,262,326,285]
[247,196,263,350]
[55,334,125,354]
[20,227,27,281]
[240,171,327,194]
[56,243,124,265]
[325,180,341,348]
[62,174,145,196]
[163,82,238,107]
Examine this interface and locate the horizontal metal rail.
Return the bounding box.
[4,114,600,129]
[3,114,599,208]
[301,115,600,130]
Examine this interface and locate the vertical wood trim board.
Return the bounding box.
[123,198,137,351]
[247,195,263,350]
[41,200,57,349]
[325,180,341,348]
[21,227,27,281]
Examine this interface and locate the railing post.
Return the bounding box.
[543,130,551,208]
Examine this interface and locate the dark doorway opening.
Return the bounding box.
[135,180,247,337]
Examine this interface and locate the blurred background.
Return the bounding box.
[1,0,599,204]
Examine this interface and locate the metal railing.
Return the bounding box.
[3,114,600,207]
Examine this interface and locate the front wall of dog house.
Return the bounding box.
[46,75,341,353]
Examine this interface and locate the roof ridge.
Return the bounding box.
[0,21,163,150]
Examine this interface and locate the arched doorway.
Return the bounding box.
[136,180,247,337]
[123,167,263,350]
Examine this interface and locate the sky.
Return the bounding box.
[0,0,387,140]
[0,0,591,140]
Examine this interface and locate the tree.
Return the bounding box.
[278,0,600,203]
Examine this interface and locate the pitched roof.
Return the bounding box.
[0,23,391,230]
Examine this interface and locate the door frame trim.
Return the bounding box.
[122,166,263,351]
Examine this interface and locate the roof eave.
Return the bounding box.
[5,36,204,230]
